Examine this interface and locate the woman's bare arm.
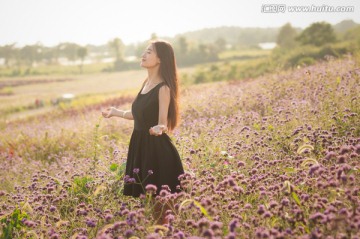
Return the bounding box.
[102,107,134,120]
[122,110,134,120]
[149,85,170,136]
[157,85,170,127]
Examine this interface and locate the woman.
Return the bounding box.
[102,39,185,224]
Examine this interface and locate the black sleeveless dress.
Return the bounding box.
[123,81,185,197]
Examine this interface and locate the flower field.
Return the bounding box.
[0,55,359,238]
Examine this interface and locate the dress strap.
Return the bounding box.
[158,81,166,87]
[138,81,166,96]
[156,82,167,92]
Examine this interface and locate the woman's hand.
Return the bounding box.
[102,107,116,118]
[149,124,168,136]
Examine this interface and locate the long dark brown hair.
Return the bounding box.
[141,40,180,132]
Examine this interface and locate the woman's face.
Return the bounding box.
[140,44,160,68]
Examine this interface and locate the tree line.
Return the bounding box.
[0,20,358,76]
[0,34,230,74]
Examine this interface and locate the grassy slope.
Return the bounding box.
[0,66,197,121]
[0,57,359,238]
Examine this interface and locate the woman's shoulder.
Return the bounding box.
[158,82,171,99]
[158,82,170,91]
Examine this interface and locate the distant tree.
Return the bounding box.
[277,23,297,48]
[135,41,149,59]
[198,43,208,60]
[108,37,124,62]
[178,36,188,55]
[343,26,360,41]
[108,38,125,71]
[333,19,359,33]
[77,46,88,73]
[197,43,219,62]
[59,43,80,62]
[42,46,57,65]
[175,36,189,66]
[20,44,42,67]
[124,43,136,57]
[215,37,227,52]
[0,43,16,67]
[206,43,220,61]
[296,22,336,46]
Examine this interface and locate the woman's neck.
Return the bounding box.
[147,67,162,84]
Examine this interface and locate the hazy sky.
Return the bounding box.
[1,0,359,47]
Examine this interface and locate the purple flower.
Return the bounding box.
[337,155,346,164]
[309,165,320,175]
[257,205,265,215]
[148,170,154,175]
[263,211,272,218]
[210,221,223,230]
[338,208,348,216]
[309,212,325,221]
[325,151,337,160]
[226,233,237,239]
[96,233,112,239]
[161,185,171,192]
[50,234,60,239]
[174,231,185,239]
[85,218,96,227]
[269,200,278,209]
[24,220,36,227]
[49,205,56,212]
[229,219,239,232]
[112,221,125,230]
[125,177,136,184]
[339,145,351,155]
[145,184,157,194]
[105,213,113,222]
[133,168,140,174]
[124,229,134,238]
[281,198,290,206]
[244,203,252,209]
[355,144,360,154]
[202,229,214,237]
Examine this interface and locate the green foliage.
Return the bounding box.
[334,19,359,33]
[178,26,279,46]
[343,25,360,42]
[179,199,212,220]
[297,57,315,66]
[69,176,94,196]
[108,38,125,62]
[272,40,359,69]
[77,47,88,73]
[277,23,298,48]
[116,162,127,178]
[0,207,28,239]
[109,163,118,172]
[175,39,220,67]
[296,22,337,46]
[291,191,301,206]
